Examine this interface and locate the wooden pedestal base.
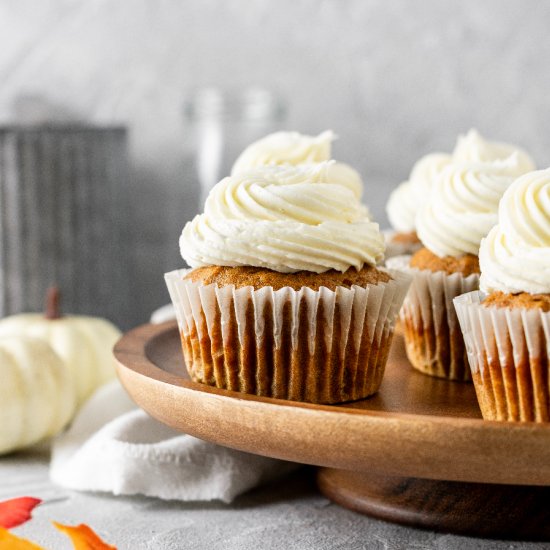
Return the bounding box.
[316,468,550,541]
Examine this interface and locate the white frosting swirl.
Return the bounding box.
[387,129,535,235]
[410,153,454,196]
[453,129,535,174]
[387,153,452,232]
[231,129,364,202]
[480,169,550,294]
[319,160,363,200]
[180,163,384,273]
[386,181,416,233]
[416,157,522,257]
[231,130,334,174]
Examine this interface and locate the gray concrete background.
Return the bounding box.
[2,450,547,549]
[1,0,549,325]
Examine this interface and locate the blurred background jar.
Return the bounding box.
[183,87,287,208]
[0,123,131,328]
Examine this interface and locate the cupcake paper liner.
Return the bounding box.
[165,268,411,404]
[454,291,550,422]
[386,255,479,381]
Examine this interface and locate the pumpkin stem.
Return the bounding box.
[45,287,63,320]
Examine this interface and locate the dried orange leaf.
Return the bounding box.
[0,526,44,549]
[53,522,116,550]
[0,497,42,528]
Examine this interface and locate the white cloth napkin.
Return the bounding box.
[50,307,298,503]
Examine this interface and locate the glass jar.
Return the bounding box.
[183,87,286,207]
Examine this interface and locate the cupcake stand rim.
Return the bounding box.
[114,321,550,540]
[113,320,550,485]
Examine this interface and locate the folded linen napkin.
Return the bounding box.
[50,307,298,503]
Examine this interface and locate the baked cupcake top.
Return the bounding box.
[180,163,385,273]
[231,130,364,201]
[386,129,535,235]
[480,168,550,295]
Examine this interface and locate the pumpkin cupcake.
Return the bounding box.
[454,169,550,421]
[387,137,535,381]
[384,129,536,259]
[166,160,411,404]
[385,153,451,257]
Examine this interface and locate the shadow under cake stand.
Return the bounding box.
[114,321,550,541]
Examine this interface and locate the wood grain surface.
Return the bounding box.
[317,468,550,540]
[114,321,550,486]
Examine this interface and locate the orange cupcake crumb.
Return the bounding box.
[483,291,550,312]
[185,264,391,291]
[391,231,421,246]
[410,247,480,277]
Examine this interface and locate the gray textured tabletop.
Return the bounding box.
[0,450,545,550]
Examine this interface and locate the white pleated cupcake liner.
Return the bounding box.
[386,255,480,380]
[454,291,550,421]
[165,268,411,403]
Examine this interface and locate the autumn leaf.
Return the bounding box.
[0,497,42,529]
[53,522,116,550]
[0,526,44,549]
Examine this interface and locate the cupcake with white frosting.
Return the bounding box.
[454,170,550,421]
[387,134,536,381]
[166,156,411,404]
[384,129,536,258]
[385,153,451,256]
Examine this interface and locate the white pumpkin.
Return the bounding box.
[0,289,121,406]
[0,336,76,455]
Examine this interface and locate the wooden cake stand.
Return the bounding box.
[114,321,550,540]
